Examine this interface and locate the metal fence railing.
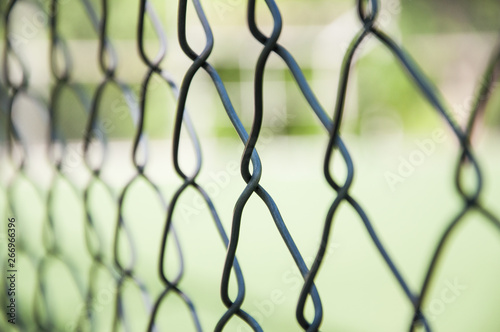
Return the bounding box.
[1,0,500,331]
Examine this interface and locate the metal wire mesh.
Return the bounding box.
[1,0,500,331]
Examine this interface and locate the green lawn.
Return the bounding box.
[1,130,500,332]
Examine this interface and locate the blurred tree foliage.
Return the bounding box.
[400,0,500,34]
[1,0,499,138]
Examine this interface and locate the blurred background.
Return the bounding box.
[1,0,500,331]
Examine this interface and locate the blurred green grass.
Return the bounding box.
[2,129,500,332]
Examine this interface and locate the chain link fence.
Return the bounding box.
[1,0,500,331]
